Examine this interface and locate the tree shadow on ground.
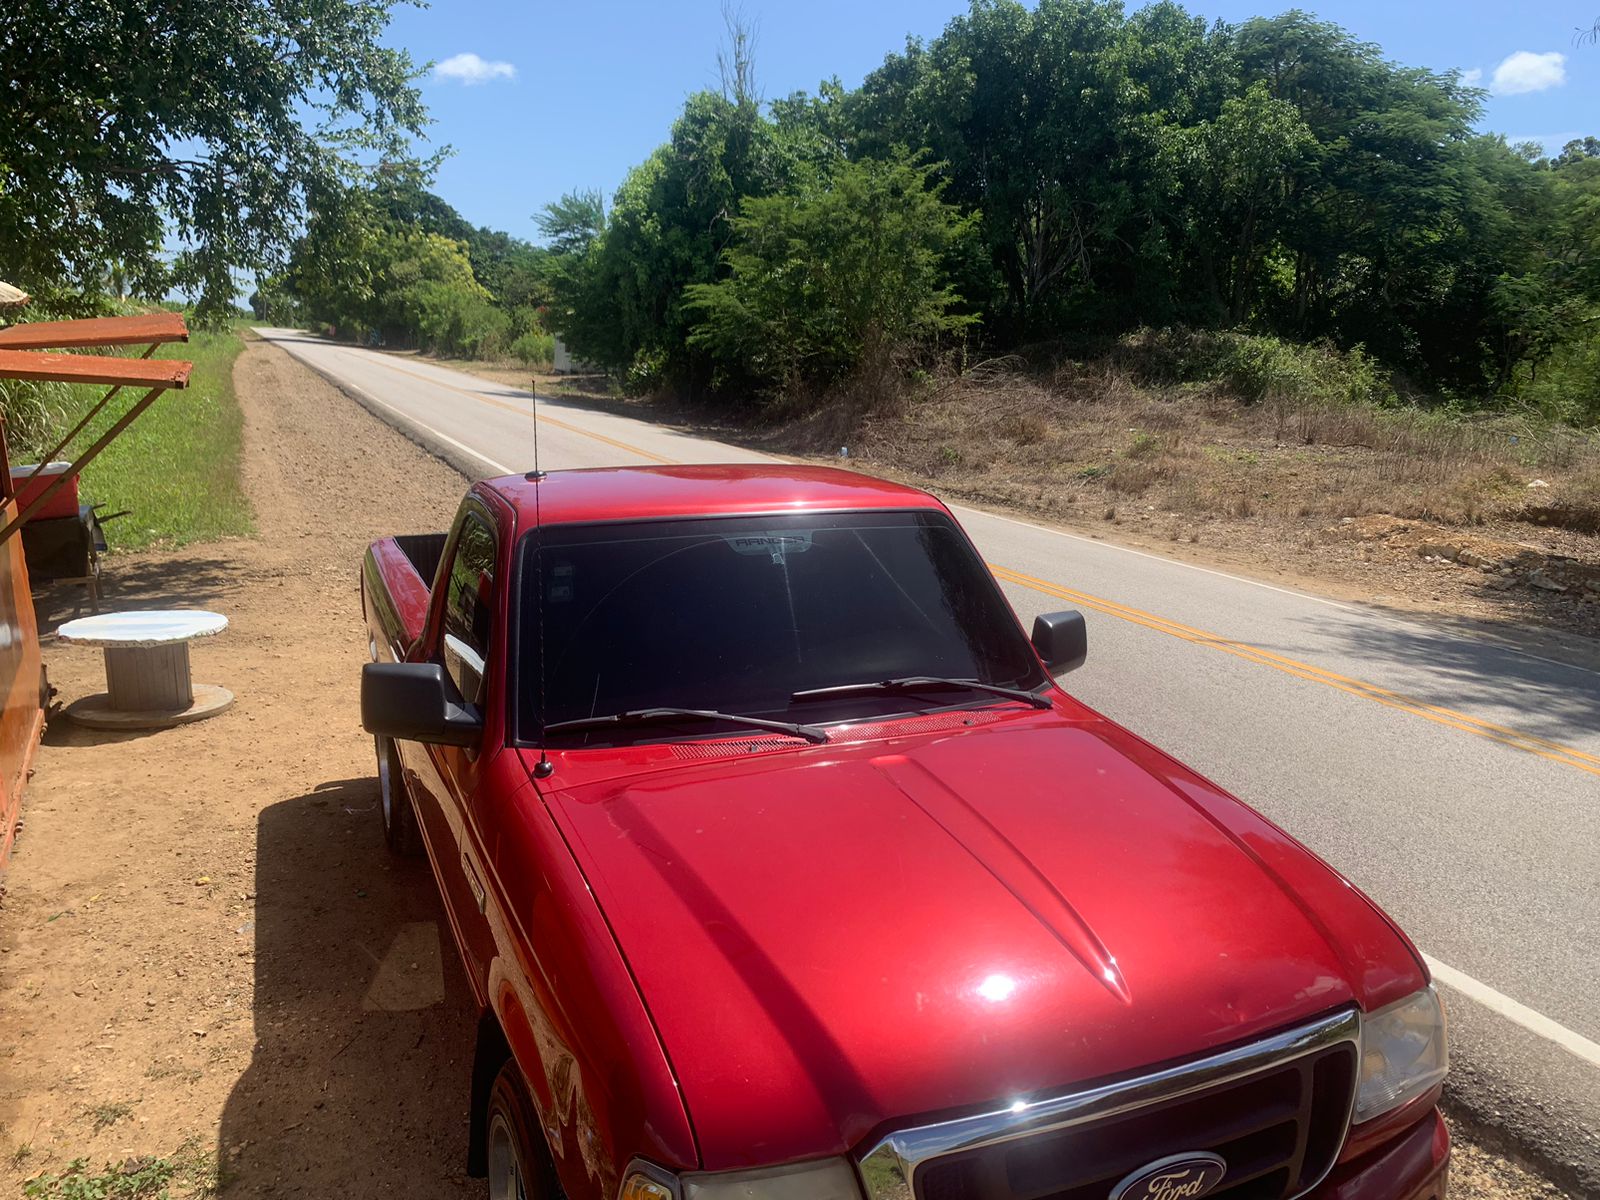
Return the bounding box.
[216,778,484,1197]
[1285,607,1600,748]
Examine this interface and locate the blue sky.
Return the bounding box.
[390,2,1599,244]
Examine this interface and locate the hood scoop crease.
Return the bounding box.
[872,754,1132,1005]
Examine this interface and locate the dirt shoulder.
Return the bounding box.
[0,339,479,1197]
[0,339,1564,1198]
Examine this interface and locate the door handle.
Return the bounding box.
[462,854,487,914]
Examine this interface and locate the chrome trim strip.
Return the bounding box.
[854,1008,1360,1200]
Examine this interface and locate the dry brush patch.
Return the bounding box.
[797,357,1600,634]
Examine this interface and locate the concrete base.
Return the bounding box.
[66,684,234,731]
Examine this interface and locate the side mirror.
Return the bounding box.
[1032,610,1087,674]
[362,662,483,746]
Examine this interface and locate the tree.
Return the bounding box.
[853,0,1231,337]
[0,0,428,317]
[685,151,976,392]
[1164,82,1318,323]
[561,89,788,387]
[537,191,606,258]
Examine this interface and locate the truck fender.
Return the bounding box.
[469,968,571,1182]
[467,1007,511,1177]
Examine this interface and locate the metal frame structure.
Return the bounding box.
[0,311,191,550]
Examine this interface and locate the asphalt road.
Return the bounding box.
[256,329,1600,1189]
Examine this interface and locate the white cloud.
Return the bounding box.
[433,52,516,85]
[1460,67,1482,86]
[1491,50,1566,96]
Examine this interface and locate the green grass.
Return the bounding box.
[59,329,254,551]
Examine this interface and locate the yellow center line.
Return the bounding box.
[335,343,1599,779]
[988,563,1600,779]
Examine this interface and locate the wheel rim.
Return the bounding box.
[376,737,394,830]
[487,1112,528,1200]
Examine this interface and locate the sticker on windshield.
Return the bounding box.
[724,532,813,563]
[547,561,575,603]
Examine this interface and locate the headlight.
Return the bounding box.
[621,1160,863,1200]
[1353,986,1448,1122]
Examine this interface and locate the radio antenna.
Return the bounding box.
[527,378,554,779]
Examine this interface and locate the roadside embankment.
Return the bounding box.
[466,340,1600,643]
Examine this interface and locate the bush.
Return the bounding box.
[510,330,554,367]
[685,149,977,395]
[1515,323,1600,426]
[1117,328,1396,407]
[407,281,509,357]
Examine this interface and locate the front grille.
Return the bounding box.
[914,1041,1355,1200]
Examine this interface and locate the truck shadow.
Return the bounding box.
[216,778,485,1197]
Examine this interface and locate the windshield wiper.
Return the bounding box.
[790,676,1052,709]
[542,707,830,744]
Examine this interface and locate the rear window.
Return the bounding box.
[514,510,1043,742]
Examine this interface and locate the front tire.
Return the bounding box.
[376,735,423,857]
[486,1059,553,1200]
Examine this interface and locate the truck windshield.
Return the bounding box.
[515,510,1047,744]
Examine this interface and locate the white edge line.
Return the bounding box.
[953,502,1362,612]
[948,503,1600,682]
[279,344,515,476]
[1424,952,1600,1069]
[344,384,515,475]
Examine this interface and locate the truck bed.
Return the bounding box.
[392,532,447,585]
[362,532,448,660]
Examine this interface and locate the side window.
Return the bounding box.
[442,514,497,707]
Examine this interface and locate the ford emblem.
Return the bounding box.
[1107,1153,1227,1200]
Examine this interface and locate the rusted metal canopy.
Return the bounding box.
[0,349,191,389]
[0,311,189,350]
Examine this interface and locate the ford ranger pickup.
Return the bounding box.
[359,464,1450,1200]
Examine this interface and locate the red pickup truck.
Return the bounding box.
[360,465,1450,1200]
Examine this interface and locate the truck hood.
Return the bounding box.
[538,712,1423,1170]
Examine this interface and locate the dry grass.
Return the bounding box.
[832,356,1600,537]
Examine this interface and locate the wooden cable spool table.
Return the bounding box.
[58,609,234,729]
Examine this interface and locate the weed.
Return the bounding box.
[24,1156,176,1199]
[142,1063,201,1085]
[997,412,1049,445]
[13,1143,32,1166]
[22,1139,218,1200]
[88,1102,133,1132]
[1125,430,1162,458]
